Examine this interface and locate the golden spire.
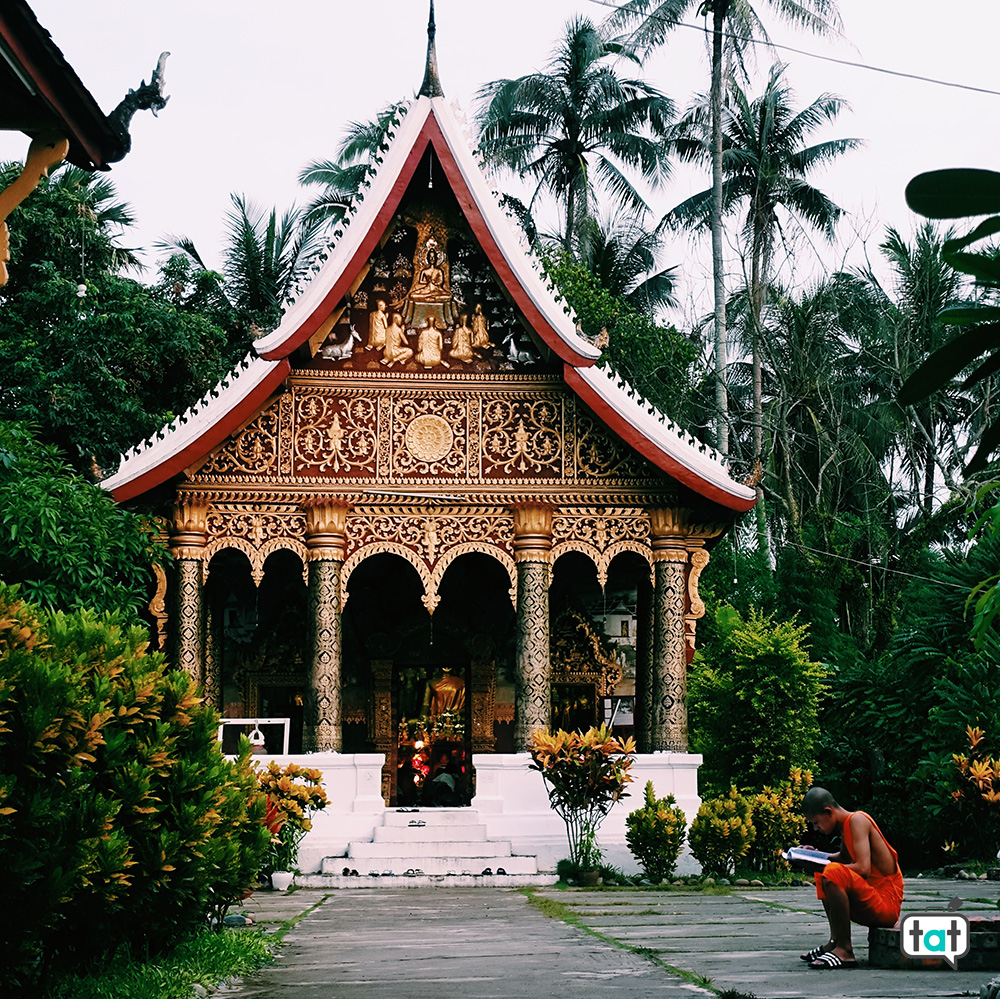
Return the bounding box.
[418,0,444,98]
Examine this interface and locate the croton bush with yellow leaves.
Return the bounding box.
[688,787,756,877]
[924,725,1000,862]
[0,585,270,992]
[530,725,635,870]
[626,781,687,882]
[258,760,328,873]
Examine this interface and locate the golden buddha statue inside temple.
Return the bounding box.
[424,666,465,720]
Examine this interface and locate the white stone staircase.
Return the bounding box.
[296,808,557,888]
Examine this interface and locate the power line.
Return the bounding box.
[786,540,970,590]
[584,0,1000,99]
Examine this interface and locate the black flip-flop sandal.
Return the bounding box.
[809,952,858,970]
[800,944,830,962]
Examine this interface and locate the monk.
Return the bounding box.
[798,787,904,970]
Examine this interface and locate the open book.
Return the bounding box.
[782,847,835,866]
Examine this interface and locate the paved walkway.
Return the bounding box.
[235,877,1000,999]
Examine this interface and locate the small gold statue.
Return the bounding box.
[449,314,474,363]
[366,299,388,350]
[380,312,413,366]
[471,303,493,350]
[415,318,450,369]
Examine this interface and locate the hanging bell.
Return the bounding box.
[248,724,267,754]
[76,283,87,299]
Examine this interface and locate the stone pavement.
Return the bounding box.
[234,877,1000,999]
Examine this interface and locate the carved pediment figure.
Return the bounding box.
[399,206,461,328]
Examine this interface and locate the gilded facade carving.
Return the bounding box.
[294,394,378,475]
[551,609,623,696]
[201,402,280,477]
[393,397,466,475]
[481,398,562,477]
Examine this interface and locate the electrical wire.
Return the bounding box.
[785,539,970,590]
[584,0,1000,99]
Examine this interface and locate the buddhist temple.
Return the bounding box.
[103,4,754,874]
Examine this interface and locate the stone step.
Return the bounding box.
[382,808,480,827]
[373,823,488,843]
[322,854,538,876]
[349,838,512,859]
[299,871,558,889]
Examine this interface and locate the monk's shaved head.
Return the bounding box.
[802,787,839,817]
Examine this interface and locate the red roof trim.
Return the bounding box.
[564,365,756,512]
[258,105,595,366]
[258,129,435,361]
[423,113,595,367]
[108,359,291,502]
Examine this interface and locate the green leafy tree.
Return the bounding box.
[542,250,698,426]
[607,0,842,453]
[0,163,235,472]
[476,16,674,251]
[0,424,163,623]
[670,66,859,558]
[903,168,1000,473]
[161,193,325,336]
[689,604,827,795]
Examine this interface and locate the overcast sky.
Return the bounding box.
[5,1,1000,321]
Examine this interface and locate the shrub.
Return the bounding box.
[626,781,687,882]
[530,725,635,870]
[745,768,812,873]
[688,788,755,877]
[689,605,827,796]
[0,585,270,991]
[257,761,329,873]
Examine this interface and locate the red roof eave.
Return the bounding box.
[108,359,291,502]
[564,365,756,513]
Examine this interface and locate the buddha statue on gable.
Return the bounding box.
[398,209,462,330]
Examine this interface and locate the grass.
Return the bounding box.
[41,894,329,999]
[522,889,719,993]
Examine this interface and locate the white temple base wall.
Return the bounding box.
[471,752,703,875]
[250,751,702,875]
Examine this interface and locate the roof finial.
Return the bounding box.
[418,0,444,98]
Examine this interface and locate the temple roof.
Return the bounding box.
[0,0,129,170]
[102,93,755,513]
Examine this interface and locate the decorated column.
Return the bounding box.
[634,579,655,753]
[169,497,209,685]
[648,509,727,751]
[303,500,350,753]
[649,508,690,751]
[512,503,554,751]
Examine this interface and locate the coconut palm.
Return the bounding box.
[475,16,674,252]
[160,193,324,334]
[669,66,859,557]
[298,101,408,231]
[567,212,679,314]
[606,0,842,453]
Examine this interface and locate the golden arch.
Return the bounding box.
[341,543,432,611]
[202,536,308,586]
[430,543,518,613]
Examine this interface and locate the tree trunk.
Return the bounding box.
[565,182,576,253]
[750,230,769,568]
[710,3,729,454]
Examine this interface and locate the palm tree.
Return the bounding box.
[669,66,860,557]
[298,101,408,231]
[567,212,678,314]
[861,224,975,517]
[161,193,324,334]
[606,0,842,453]
[475,16,674,252]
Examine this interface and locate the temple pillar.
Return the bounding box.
[512,503,553,751]
[169,497,209,686]
[302,500,350,753]
[648,509,728,751]
[635,579,655,753]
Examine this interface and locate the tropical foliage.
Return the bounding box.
[257,761,329,874]
[0,586,270,992]
[529,726,635,870]
[626,781,687,882]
